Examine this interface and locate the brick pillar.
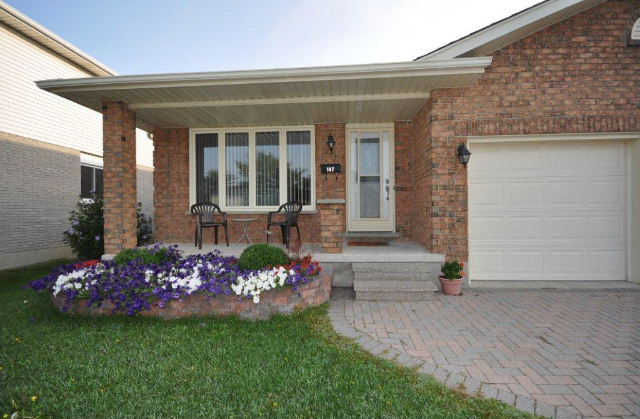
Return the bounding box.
[102,101,137,255]
[315,123,346,253]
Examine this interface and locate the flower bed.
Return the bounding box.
[31,245,331,320]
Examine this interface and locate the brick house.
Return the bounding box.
[37,0,640,284]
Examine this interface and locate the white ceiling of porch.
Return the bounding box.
[37,58,492,130]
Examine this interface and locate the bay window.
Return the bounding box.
[190,126,314,211]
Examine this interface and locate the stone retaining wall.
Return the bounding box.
[52,271,332,320]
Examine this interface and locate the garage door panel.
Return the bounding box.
[586,181,625,207]
[547,251,584,274]
[586,250,625,278]
[471,251,505,274]
[548,216,583,240]
[469,140,627,281]
[588,215,624,240]
[586,144,625,175]
[547,181,583,205]
[508,182,542,207]
[509,251,544,274]
[508,216,543,239]
[471,216,504,239]
[507,146,543,175]
[543,144,585,175]
[469,182,504,207]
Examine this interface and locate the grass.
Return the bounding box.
[0,259,536,419]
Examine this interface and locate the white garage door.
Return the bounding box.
[469,141,628,281]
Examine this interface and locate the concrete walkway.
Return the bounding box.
[329,287,640,419]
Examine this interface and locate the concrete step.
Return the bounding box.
[353,279,438,292]
[352,262,431,273]
[330,263,354,288]
[355,290,435,301]
[354,271,433,281]
[354,279,437,301]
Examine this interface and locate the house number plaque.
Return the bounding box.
[320,163,342,174]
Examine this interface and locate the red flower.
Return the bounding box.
[74,259,100,269]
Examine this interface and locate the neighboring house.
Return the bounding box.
[0,1,154,269]
[37,0,639,283]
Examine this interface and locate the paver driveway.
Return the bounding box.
[330,288,640,419]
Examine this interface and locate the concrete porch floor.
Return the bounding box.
[170,241,445,264]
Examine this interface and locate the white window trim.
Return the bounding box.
[189,126,316,212]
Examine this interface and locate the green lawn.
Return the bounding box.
[0,260,535,419]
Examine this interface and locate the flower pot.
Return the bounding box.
[439,276,463,296]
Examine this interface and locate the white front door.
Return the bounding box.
[347,124,395,232]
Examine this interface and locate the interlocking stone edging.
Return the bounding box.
[328,293,582,419]
[51,271,332,320]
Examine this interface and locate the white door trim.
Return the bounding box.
[345,123,395,232]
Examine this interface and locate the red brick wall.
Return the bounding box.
[102,101,137,254]
[153,126,354,247]
[394,120,416,239]
[415,0,640,261]
[315,123,347,252]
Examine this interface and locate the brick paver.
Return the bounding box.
[330,288,640,419]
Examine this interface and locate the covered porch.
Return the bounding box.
[36,58,492,258]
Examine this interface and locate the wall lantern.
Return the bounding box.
[457,143,471,166]
[326,135,336,154]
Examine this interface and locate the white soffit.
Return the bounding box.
[0,0,115,76]
[36,58,492,129]
[416,0,606,61]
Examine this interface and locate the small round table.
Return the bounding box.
[231,217,258,245]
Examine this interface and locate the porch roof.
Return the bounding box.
[36,57,492,131]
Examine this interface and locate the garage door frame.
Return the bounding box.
[467,132,640,283]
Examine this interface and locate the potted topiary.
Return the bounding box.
[439,260,465,295]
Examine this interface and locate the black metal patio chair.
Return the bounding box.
[191,203,229,249]
[266,201,303,249]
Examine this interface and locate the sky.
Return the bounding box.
[8,0,542,75]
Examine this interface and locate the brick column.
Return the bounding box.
[315,123,346,253]
[102,101,137,255]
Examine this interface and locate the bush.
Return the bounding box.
[64,193,153,260]
[238,243,290,271]
[113,245,175,266]
[440,259,465,280]
[63,194,104,260]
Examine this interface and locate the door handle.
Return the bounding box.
[385,178,390,201]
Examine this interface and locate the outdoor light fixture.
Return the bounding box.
[326,135,336,154]
[457,143,471,166]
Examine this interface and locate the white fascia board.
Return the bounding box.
[417,0,605,61]
[36,57,493,92]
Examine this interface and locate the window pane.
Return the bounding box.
[225,132,249,206]
[196,133,219,203]
[80,165,93,198]
[286,131,311,205]
[94,168,104,197]
[359,176,380,218]
[255,132,279,206]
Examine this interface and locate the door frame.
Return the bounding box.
[345,123,396,232]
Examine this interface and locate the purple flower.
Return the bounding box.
[29,246,319,316]
[95,235,101,241]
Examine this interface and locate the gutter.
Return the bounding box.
[37,57,493,92]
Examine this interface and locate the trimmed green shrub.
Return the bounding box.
[113,246,170,266]
[238,243,290,271]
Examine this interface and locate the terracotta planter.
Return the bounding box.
[439,276,463,296]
